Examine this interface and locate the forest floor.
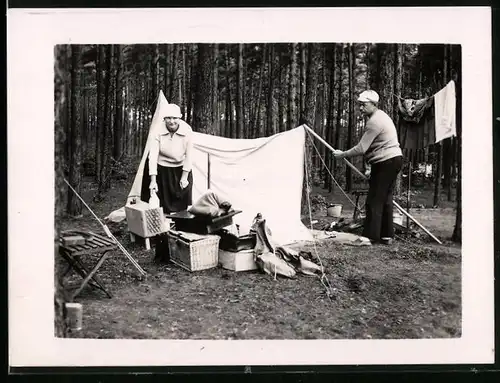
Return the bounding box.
[59,173,461,340]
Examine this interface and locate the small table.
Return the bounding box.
[59,231,117,300]
[165,209,242,235]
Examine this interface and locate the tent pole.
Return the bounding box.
[407,159,412,231]
[207,153,211,189]
[302,124,443,245]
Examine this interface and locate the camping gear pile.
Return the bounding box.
[119,90,324,279]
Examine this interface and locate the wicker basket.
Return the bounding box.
[167,230,220,272]
[125,201,166,238]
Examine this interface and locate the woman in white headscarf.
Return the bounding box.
[141,103,194,214]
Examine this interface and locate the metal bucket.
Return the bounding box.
[65,303,83,331]
[327,204,343,218]
[393,210,404,226]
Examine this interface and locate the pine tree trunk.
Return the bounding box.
[393,43,404,196]
[299,43,307,122]
[254,45,265,138]
[151,44,160,114]
[452,49,462,242]
[67,44,83,216]
[302,43,320,214]
[278,66,286,133]
[236,44,244,138]
[98,45,113,195]
[95,45,106,183]
[54,45,68,338]
[447,45,454,202]
[212,44,220,135]
[334,44,344,182]
[170,44,180,104]
[287,43,298,130]
[325,44,337,191]
[266,44,275,137]
[64,47,72,176]
[193,43,216,135]
[181,44,188,117]
[319,46,327,173]
[346,43,355,193]
[433,44,449,207]
[225,46,233,138]
[187,45,196,125]
[164,44,171,99]
[113,44,124,160]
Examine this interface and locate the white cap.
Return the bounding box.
[358,90,380,103]
[163,104,182,118]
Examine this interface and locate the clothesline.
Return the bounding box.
[389,79,455,101]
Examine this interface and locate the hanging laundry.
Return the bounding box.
[434,80,457,143]
[398,97,436,150]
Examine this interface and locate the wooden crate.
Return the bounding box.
[167,230,220,272]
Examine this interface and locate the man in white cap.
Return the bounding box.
[146,103,194,214]
[333,90,403,245]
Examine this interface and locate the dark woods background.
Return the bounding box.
[54,42,462,241]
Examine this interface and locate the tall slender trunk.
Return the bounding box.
[98,45,113,194]
[433,44,448,207]
[64,47,72,173]
[113,44,124,160]
[299,43,307,122]
[334,44,344,180]
[278,65,286,133]
[67,44,83,216]
[170,44,180,104]
[164,44,171,99]
[451,47,462,242]
[225,46,233,138]
[95,45,105,183]
[287,43,298,130]
[393,43,404,195]
[346,43,355,193]
[302,43,320,214]
[152,44,160,114]
[54,45,68,338]
[212,44,220,135]
[254,45,266,138]
[325,44,337,191]
[266,44,275,137]
[193,43,216,135]
[447,45,454,201]
[187,45,197,125]
[236,44,244,138]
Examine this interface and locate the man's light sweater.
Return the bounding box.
[343,109,402,164]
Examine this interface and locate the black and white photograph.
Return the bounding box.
[8,7,494,368]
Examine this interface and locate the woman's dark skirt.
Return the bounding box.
[141,159,193,214]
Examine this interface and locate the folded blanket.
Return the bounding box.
[188,189,232,217]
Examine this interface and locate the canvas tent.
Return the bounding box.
[126,91,314,245]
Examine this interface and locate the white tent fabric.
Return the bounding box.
[190,127,313,245]
[123,90,313,245]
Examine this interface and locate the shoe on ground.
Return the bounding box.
[380,237,393,245]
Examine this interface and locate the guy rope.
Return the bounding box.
[303,142,335,300]
[63,179,147,278]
